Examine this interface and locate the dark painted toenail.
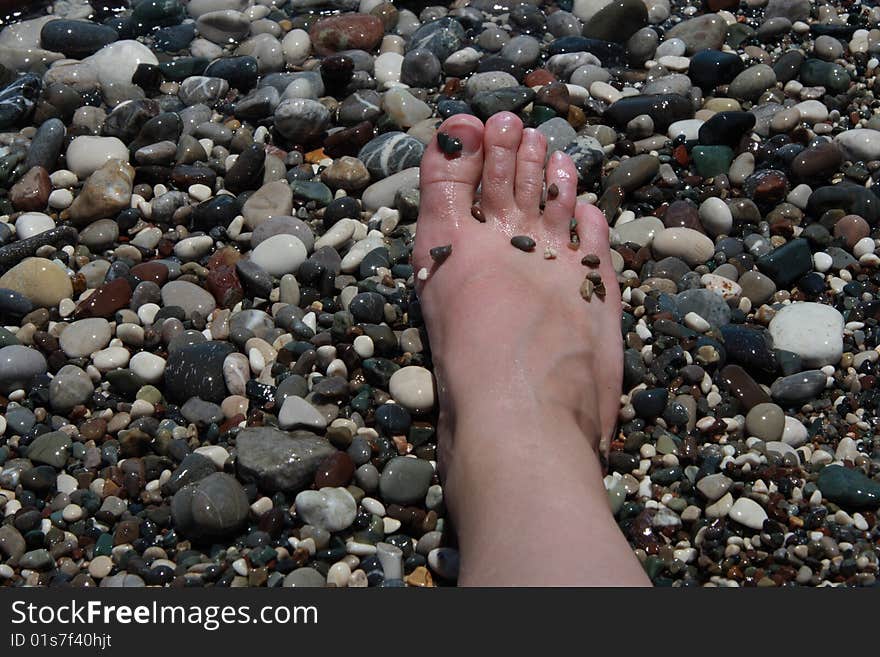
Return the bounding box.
[437,132,462,155]
[430,244,452,263]
[511,235,536,252]
[547,183,559,199]
[581,253,600,267]
[471,205,485,222]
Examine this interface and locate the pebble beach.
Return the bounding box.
[0,0,878,588]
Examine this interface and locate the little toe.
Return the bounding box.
[481,112,524,225]
[514,128,547,214]
[543,150,578,233]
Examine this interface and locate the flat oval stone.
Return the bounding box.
[388,366,435,413]
[0,345,47,394]
[59,318,112,358]
[817,465,880,510]
[161,280,216,319]
[294,487,357,531]
[652,227,715,266]
[164,340,234,403]
[309,14,383,57]
[0,257,72,308]
[770,369,826,406]
[379,456,433,505]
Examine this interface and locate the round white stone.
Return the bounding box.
[729,497,768,530]
[853,236,875,258]
[353,335,374,358]
[768,302,844,368]
[250,234,308,277]
[15,212,55,240]
[699,197,733,237]
[281,28,311,66]
[83,40,159,88]
[389,366,435,413]
[59,318,113,358]
[651,227,715,266]
[129,351,166,384]
[66,135,129,179]
[92,346,131,371]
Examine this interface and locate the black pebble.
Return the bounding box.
[511,235,536,252]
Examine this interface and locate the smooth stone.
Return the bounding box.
[26,431,71,468]
[161,280,216,319]
[698,111,755,147]
[379,456,433,505]
[283,567,325,588]
[835,129,880,162]
[817,465,880,510]
[754,235,811,287]
[251,216,314,251]
[242,180,294,230]
[14,212,54,240]
[604,94,693,131]
[360,168,417,212]
[67,160,135,226]
[388,366,434,413]
[604,154,658,192]
[294,487,357,532]
[612,216,665,247]
[770,370,827,406]
[59,318,112,357]
[781,416,809,447]
[651,227,715,266]
[164,341,234,403]
[768,302,844,367]
[688,49,744,90]
[745,402,785,442]
[727,64,777,100]
[691,145,733,178]
[699,197,733,236]
[83,40,159,88]
[738,270,776,305]
[807,184,879,225]
[666,13,728,54]
[195,10,250,44]
[274,98,331,144]
[278,396,327,431]
[729,497,767,530]
[582,0,647,43]
[235,426,335,492]
[309,14,383,56]
[358,132,425,179]
[675,289,731,327]
[250,234,308,277]
[0,258,71,308]
[65,136,129,179]
[720,364,771,410]
[696,473,732,501]
[172,472,248,537]
[49,364,93,412]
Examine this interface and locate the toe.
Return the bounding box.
[413,114,484,282]
[543,150,578,232]
[481,112,523,225]
[418,113,485,223]
[514,128,547,214]
[575,200,616,304]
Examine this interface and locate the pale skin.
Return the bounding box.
[412,111,651,586]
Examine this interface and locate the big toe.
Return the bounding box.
[418,114,485,222]
[414,114,485,275]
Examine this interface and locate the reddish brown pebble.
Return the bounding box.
[74,278,132,319]
[547,183,559,199]
[471,205,485,222]
[314,451,355,488]
[587,271,603,284]
[581,254,600,266]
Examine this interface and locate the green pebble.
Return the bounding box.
[94,533,114,557]
[691,145,733,178]
[290,181,333,206]
[530,104,558,126]
[817,464,880,509]
[137,385,164,405]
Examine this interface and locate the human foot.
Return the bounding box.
[413,112,649,586]
[413,111,623,464]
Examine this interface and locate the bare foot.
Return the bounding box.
[412,112,649,586]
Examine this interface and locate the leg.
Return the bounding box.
[414,112,650,586]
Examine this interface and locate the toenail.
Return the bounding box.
[437,132,462,156]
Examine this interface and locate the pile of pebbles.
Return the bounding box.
[0,0,878,588]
